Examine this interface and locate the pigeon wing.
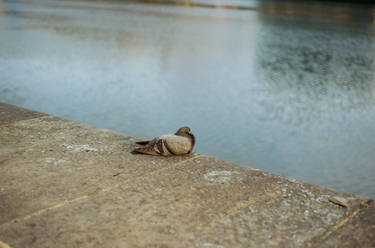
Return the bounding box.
[132,138,160,155]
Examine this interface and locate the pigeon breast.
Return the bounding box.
[159,134,192,155]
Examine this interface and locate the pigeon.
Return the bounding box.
[131,126,195,156]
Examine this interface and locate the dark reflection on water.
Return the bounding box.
[0,0,375,197]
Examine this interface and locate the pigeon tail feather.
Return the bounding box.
[135,140,151,145]
[132,146,159,156]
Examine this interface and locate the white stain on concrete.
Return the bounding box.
[45,157,55,163]
[315,194,331,203]
[204,170,240,183]
[45,157,67,166]
[63,144,98,152]
[54,159,67,166]
[201,242,224,248]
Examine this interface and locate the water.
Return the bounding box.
[1,0,374,198]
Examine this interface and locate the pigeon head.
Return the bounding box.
[175,126,192,136]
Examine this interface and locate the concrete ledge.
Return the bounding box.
[316,201,375,248]
[0,103,47,125]
[0,102,373,247]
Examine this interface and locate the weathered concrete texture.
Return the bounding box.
[0,115,196,224]
[0,103,373,248]
[0,102,47,125]
[316,201,375,248]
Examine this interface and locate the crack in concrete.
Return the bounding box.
[307,197,373,247]
[0,154,204,228]
[99,154,204,193]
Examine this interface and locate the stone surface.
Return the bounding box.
[0,102,47,125]
[0,103,373,247]
[0,116,196,224]
[316,201,375,248]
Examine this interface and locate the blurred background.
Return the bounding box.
[0,0,374,198]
